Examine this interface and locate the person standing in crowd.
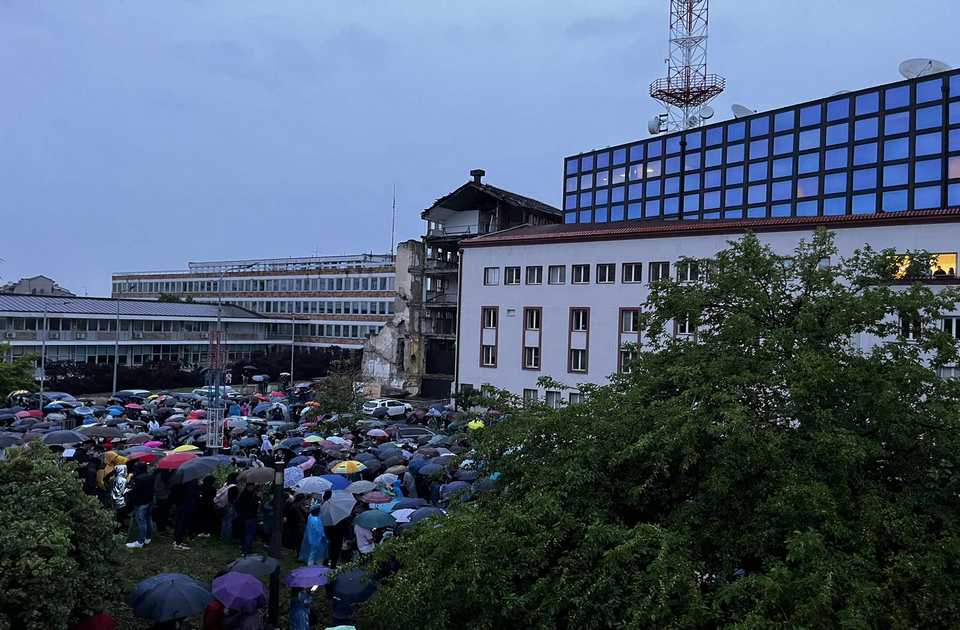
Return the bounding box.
[173,478,198,551]
[111,463,131,531]
[126,462,155,549]
[195,476,217,538]
[298,504,327,566]
[283,493,308,551]
[236,482,260,556]
[216,473,239,542]
[401,469,417,498]
[153,468,174,533]
[288,588,312,630]
[239,401,249,417]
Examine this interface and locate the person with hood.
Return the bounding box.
[298,504,328,566]
[288,588,312,630]
[111,463,132,530]
[401,469,417,498]
[147,417,160,433]
[96,451,126,508]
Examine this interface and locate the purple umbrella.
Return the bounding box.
[284,566,333,588]
[212,571,267,613]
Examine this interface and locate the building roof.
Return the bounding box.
[422,181,561,219]
[0,294,264,319]
[460,208,960,248]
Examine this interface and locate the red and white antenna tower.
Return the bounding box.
[649,0,725,132]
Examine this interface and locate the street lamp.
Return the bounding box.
[111,299,121,397]
[268,450,286,629]
[38,300,69,402]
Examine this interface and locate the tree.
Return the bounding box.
[156,293,193,303]
[0,447,120,629]
[0,343,35,397]
[312,358,363,415]
[361,230,960,629]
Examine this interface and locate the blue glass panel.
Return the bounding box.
[704,190,721,209]
[565,159,578,175]
[852,193,876,214]
[852,168,877,191]
[579,191,593,206]
[915,132,942,156]
[665,177,680,194]
[952,101,960,125]
[578,210,592,222]
[565,177,577,193]
[582,154,595,171]
[772,157,793,178]
[564,211,577,224]
[856,91,879,115]
[647,160,663,177]
[771,180,791,201]
[725,187,743,205]
[612,148,626,165]
[748,161,768,181]
[826,123,849,145]
[665,156,681,174]
[723,208,743,219]
[647,139,663,158]
[952,74,960,98]
[646,179,661,197]
[704,169,722,188]
[916,105,943,130]
[883,163,908,187]
[917,78,943,103]
[666,135,681,155]
[798,152,820,174]
[683,193,700,211]
[611,186,625,203]
[885,85,910,110]
[612,167,626,185]
[952,129,960,152]
[703,211,721,220]
[728,121,745,141]
[855,117,878,140]
[580,174,594,189]
[775,110,795,131]
[796,200,819,216]
[629,164,644,180]
[726,143,745,163]
[853,142,878,165]
[825,147,848,170]
[564,194,577,210]
[800,104,821,127]
[799,129,821,150]
[596,152,610,169]
[952,156,960,180]
[664,196,679,214]
[750,116,770,137]
[726,165,744,185]
[884,111,909,135]
[645,199,661,217]
[949,183,960,206]
[595,207,609,223]
[628,183,643,200]
[882,189,908,212]
[761,205,780,217]
[685,151,701,171]
[797,176,819,197]
[595,170,610,187]
[826,98,849,121]
[629,143,644,162]
[685,131,702,150]
[748,184,767,204]
[773,133,794,155]
[705,148,722,167]
[594,188,609,205]
[749,139,768,159]
[705,126,723,146]
[884,137,909,161]
[915,158,942,183]
[824,197,847,215]
[611,204,625,221]
[914,185,941,209]
[683,212,700,221]
[627,203,642,219]
[684,173,700,191]
[824,172,847,194]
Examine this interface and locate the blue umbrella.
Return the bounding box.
[319,474,349,490]
[127,573,212,623]
[288,455,309,466]
[407,458,427,473]
[253,402,271,414]
[455,469,479,482]
[418,463,444,477]
[408,506,445,524]
[442,481,473,502]
[354,509,397,529]
[237,437,258,447]
[279,437,303,450]
[107,406,124,417]
[285,566,333,588]
[331,568,376,604]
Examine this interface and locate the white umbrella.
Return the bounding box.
[373,473,398,487]
[294,476,333,496]
[319,490,356,526]
[346,480,376,494]
[391,508,416,524]
[283,466,304,489]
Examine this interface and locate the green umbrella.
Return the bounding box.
[353,509,397,530]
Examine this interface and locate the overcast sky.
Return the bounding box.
[1,1,956,295]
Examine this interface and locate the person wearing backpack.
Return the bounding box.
[217,472,239,542]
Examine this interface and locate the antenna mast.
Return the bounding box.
[390,185,397,255]
[650,0,725,132]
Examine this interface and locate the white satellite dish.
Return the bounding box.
[699,105,715,120]
[898,58,951,79]
[648,114,666,135]
[731,104,755,118]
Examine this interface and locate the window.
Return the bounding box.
[481,345,497,367]
[522,389,538,404]
[571,308,589,332]
[504,266,521,285]
[482,307,498,329]
[622,263,643,283]
[548,265,566,285]
[545,391,561,409]
[621,309,640,333]
[572,264,590,284]
[525,266,543,285]
[899,312,921,341]
[568,393,584,405]
[675,314,696,337]
[569,348,588,372]
[483,267,499,285]
[619,349,638,374]
[649,262,670,282]
[943,317,960,339]
[597,263,615,284]
[677,260,701,283]
[523,346,541,370]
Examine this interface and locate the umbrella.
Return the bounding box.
[279,437,303,449]
[468,419,486,430]
[127,452,159,465]
[455,469,479,482]
[354,510,396,529]
[173,456,223,484]
[374,473,398,486]
[144,440,163,448]
[288,455,309,466]
[125,433,152,445]
[408,506,446,524]
[386,465,407,475]
[326,436,349,446]
[188,410,206,420]
[42,430,88,445]
[319,490,356,526]
[303,435,325,444]
[391,508,416,523]
[360,491,391,504]
[393,497,428,510]
[366,428,388,438]
[223,555,279,579]
[284,566,333,588]
[212,572,267,613]
[172,444,200,453]
[80,425,124,439]
[442,481,473,500]
[44,413,67,423]
[107,407,124,417]
[474,477,497,493]
[240,467,275,484]
[293,476,333,496]
[0,435,23,448]
[331,568,376,604]
[345,480,376,495]
[319,474,349,490]
[252,402,271,414]
[127,573,212,623]
[418,463,444,477]
[237,437,258,447]
[331,460,366,475]
[283,466,304,488]
[156,452,198,470]
[124,403,144,411]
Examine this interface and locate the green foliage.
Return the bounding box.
[0,446,121,629]
[156,293,193,303]
[0,343,35,397]
[361,230,960,629]
[313,358,363,414]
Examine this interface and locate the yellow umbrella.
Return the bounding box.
[147,394,159,400]
[331,460,366,475]
[172,444,200,453]
[303,435,325,443]
[467,420,486,431]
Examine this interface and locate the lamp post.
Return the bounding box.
[268,450,285,629]
[39,308,48,401]
[289,318,295,386]
[111,299,120,397]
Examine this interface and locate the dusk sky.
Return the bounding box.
[2,1,956,295]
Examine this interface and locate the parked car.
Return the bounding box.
[112,389,152,404]
[192,386,238,398]
[362,399,413,417]
[386,424,437,444]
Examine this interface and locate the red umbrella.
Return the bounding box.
[127,452,159,464]
[269,391,285,398]
[124,403,143,410]
[17,410,42,418]
[361,491,391,504]
[188,410,205,419]
[157,452,198,469]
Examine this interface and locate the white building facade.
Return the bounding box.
[457,210,960,405]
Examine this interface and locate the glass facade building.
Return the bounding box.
[563,70,960,224]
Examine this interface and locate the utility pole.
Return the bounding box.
[39,308,47,401]
[289,318,295,385]
[111,299,120,397]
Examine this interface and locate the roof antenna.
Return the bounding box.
[390,185,397,256]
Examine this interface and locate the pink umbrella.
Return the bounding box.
[188,410,205,419]
[124,403,143,410]
[144,440,163,448]
[269,391,285,398]
[361,491,391,504]
[297,456,316,471]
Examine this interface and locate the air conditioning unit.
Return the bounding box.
[3,332,14,340]
[75,332,87,340]
[47,332,60,340]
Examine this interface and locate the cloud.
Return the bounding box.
[564,11,657,40]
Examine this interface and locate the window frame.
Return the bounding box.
[483,267,499,286]
[522,306,543,372]
[572,264,591,284]
[567,306,590,374]
[479,305,499,368]
[548,265,566,285]
[649,261,671,282]
[504,266,521,285]
[596,263,616,284]
[622,262,643,283]
[525,265,543,285]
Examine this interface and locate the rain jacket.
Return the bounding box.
[260,435,273,455]
[96,451,127,490]
[111,464,129,509]
[298,511,328,564]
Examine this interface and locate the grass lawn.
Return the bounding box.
[112,529,333,628]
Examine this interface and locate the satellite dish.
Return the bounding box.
[731,104,754,118]
[699,105,715,120]
[648,115,664,135]
[899,58,951,79]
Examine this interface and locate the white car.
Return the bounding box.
[192,386,238,398]
[362,398,413,417]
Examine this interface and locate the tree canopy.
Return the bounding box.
[362,230,960,629]
[0,343,35,398]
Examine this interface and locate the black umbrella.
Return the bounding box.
[223,554,280,579]
[80,425,124,439]
[393,497,427,510]
[382,455,405,468]
[331,568,376,604]
[0,435,23,448]
[408,506,445,524]
[172,456,222,484]
[41,430,88,445]
[127,573,212,623]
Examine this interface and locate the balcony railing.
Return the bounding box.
[410,258,459,275]
[425,225,486,239]
[424,291,457,307]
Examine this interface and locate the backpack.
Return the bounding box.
[214,483,236,508]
